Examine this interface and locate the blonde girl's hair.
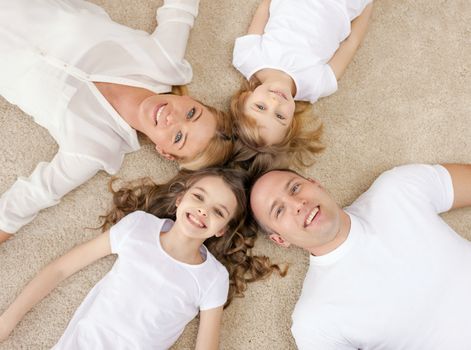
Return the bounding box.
[230,78,324,169]
[99,167,287,307]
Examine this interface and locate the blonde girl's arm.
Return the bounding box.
[194,306,224,350]
[0,231,112,342]
[328,2,373,80]
[247,0,271,35]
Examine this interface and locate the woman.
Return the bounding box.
[0,0,233,243]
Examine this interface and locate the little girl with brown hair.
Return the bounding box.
[231,0,373,168]
[0,168,285,349]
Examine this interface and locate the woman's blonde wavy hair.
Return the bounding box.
[99,167,286,307]
[230,78,324,169]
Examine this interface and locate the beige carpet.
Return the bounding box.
[1,0,470,349]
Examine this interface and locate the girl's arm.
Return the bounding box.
[328,3,373,80]
[194,306,224,350]
[247,0,271,35]
[0,231,112,342]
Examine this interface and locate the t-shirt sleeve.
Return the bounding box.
[373,164,454,214]
[109,211,146,254]
[292,325,355,350]
[319,63,339,98]
[294,63,338,103]
[199,268,229,311]
[0,151,99,233]
[150,0,199,84]
[232,34,263,80]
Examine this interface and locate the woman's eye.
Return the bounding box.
[193,193,203,201]
[291,184,300,194]
[174,131,182,143]
[276,113,285,120]
[187,107,196,119]
[256,104,265,111]
[275,206,283,218]
[215,209,224,218]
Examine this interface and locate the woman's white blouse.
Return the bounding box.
[0,0,199,233]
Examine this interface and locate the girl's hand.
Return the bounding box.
[0,314,15,342]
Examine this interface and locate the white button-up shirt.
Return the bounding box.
[0,0,199,233]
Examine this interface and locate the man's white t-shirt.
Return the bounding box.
[232,0,372,103]
[292,164,471,349]
[53,211,229,350]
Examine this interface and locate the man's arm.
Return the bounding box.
[247,0,271,35]
[442,164,471,210]
[328,3,373,80]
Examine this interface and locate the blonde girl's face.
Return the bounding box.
[243,82,296,145]
[175,176,238,241]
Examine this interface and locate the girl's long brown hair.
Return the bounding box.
[99,168,286,307]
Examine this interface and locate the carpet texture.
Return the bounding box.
[0,0,470,349]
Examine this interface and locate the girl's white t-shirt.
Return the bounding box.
[232,0,372,103]
[53,211,229,350]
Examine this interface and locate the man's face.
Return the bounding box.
[138,94,217,162]
[250,171,344,253]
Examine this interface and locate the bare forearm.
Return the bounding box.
[442,164,471,209]
[328,3,373,80]
[194,307,223,350]
[1,263,64,328]
[348,3,373,46]
[247,0,271,34]
[195,333,219,350]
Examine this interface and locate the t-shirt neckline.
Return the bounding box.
[156,221,210,269]
[309,212,360,266]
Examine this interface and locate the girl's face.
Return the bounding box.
[243,82,296,145]
[137,94,217,162]
[175,176,238,241]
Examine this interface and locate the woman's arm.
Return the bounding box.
[0,231,11,244]
[0,152,99,237]
[0,231,112,342]
[328,3,373,80]
[247,0,271,35]
[194,306,224,350]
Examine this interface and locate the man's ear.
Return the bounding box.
[155,145,176,161]
[268,233,290,248]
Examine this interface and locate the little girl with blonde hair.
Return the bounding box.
[231,0,373,168]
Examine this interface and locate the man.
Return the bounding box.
[250,163,471,349]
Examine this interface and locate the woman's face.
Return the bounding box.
[175,176,238,241]
[137,94,217,161]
